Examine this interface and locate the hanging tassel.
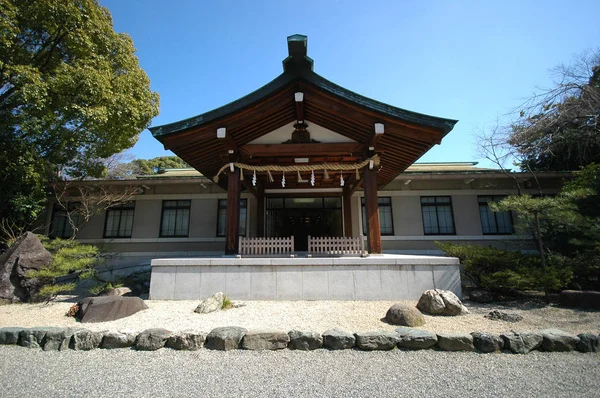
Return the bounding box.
[324,168,330,181]
[267,170,274,183]
[240,171,244,181]
[355,168,360,179]
[340,172,345,187]
[252,170,257,187]
[281,172,286,187]
[310,170,315,186]
[297,170,305,182]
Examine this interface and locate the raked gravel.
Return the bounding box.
[0,346,598,398]
[0,297,598,334]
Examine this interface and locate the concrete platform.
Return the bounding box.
[149,254,461,301]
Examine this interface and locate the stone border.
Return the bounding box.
[1,326,598,353]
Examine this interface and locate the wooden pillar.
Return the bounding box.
[225,168,241,254]
[343,193,352,237]
[256,190,265,237]
[363,165,381,253]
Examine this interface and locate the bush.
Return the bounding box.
[437,242,573,293]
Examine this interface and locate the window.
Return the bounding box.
[217,199,247,237]
[49,203,80,239]
[478,196,513,234]
[104,202,135,238]
[361,197,394,235]
[160,200,191,237]
[421,196,455,235]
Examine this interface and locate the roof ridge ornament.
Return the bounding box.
[283,34,313,73]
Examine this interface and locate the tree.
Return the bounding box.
[0,0,159,239]
[130,156,189,175]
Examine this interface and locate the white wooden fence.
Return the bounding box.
[308,235,365,256]
[238,236,295,256]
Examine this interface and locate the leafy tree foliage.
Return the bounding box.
[130,156,189,175]
[0,0,159,235]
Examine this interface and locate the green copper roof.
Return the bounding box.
[149,35,458,138]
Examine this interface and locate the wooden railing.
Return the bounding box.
[308,235,366,256]
[238,236,295,256]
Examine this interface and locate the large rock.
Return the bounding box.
[101,330,137,349]
[354,331,399,351]
[576,333,599,353]
[437,333,475,351]
[136,328,172,351]
[288,330,322,350]
[385,304,425,327]
[42,327,83,351]
[105,287,133,297]
[77,296,148,323]
[194,292,224,314]
[471,332,504,353]
[242,329,290,350]
[322,328,355,350]
[0,232,53,302]
[559,290,600,310]
[501,331,543,354]
[205,326,247,351]
[540,329,580,352]
[167,330,205,350]
[484,310,523,323]
[396,328,438,350]
[0,327,23,344]
[71,329,104,351]
[417,289,469,316]
[18,327,59,349]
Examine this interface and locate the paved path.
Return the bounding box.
[0,347,598,397]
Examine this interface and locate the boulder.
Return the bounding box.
[42,327,83,351]
[287,330,323,350]
[101,330,137,349]
[396,328,438,350]
[484,310,523,323]
[469,289,495,303]
[0,327,23,344]
[471,332,504,353]
[71,329,104,351]
[194,292,224,314]
[205,326,247,351]
[77,296,148,323]
[385,304,425,327]
[559,290,600,310]
[501,331,543,354]
[540,329,580,352]
[354,331,399,351]
[105,287,133,297]
[136,328,172,351]
[242,329,290,350]
[18,327,59,349]
[417,289,469,316]
[576,333,599,353]
[167,330,205,351]
[0,232,53,302]
[437,333,475,351]
[322,328,355,350]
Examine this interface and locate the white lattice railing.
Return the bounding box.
[238,236,295,256]
[308,235,365,256]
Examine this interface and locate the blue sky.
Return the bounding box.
[99,0,600,167]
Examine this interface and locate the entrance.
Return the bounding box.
[265,197,343,251]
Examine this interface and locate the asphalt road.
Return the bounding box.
[0,347,598,398]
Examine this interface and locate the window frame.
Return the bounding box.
[478,195,514,235]
[216,198,248,237]
[103,201,136,239]
[49,202,80,239]
[420,196,456,235]
[159,200,191,238]
[360,196,394,236]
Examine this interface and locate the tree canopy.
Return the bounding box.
[0,0,159,236]
[130,156,189,175]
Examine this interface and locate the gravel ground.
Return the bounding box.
[0,298,598,334]
[0,346,598,398]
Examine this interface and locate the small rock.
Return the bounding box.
[0,327,23,344]
[136,328,172,351]
[105,287,133,296]
[242,329,290,350]
[396,328,438,350]
[385,304,425,327]
[559,290,600,310]
[501,331,543,354]
[540,329,580,352]
[437,333,474,351]
[205,326,247,351]
[471,332,504,353]
[101,330,137,349]
[469,289,495,303]
[288,330,322,350]
[71,330,104,351]
[167,330,205,350]
[484,310,523,323]
[417,289,469,316]
[576,333,599,353]
[42,327,82,351]
[322,328,355,350]
[354,331,399,351]
[194,292,225,314]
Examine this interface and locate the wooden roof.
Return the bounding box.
[149,35,458,190]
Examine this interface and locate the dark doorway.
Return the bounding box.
[265,197,343,251]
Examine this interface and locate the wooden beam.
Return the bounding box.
[241,142,361,158]
[225,169,241,254]
[363,164,381,254]
[256,189,265,237]
[295,92,305,122]
[343,193,352,237]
